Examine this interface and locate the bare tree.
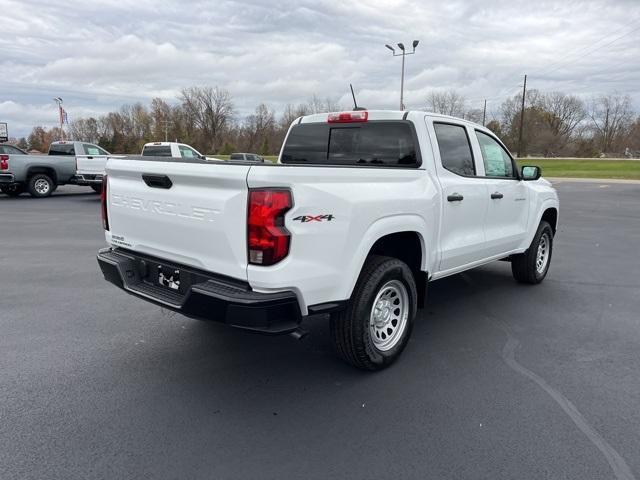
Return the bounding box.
[588,93,633,153]
[541,92,586,140]
[426,90,466,117]
[69,117,99,143]
[180,86,235,153]
[242,103,276,152]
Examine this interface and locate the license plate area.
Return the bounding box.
[142,261,192,295]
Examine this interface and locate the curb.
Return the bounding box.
[547,177,640,185]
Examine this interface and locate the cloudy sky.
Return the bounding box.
[1,0,639,137]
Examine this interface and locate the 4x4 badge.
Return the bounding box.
[293,214,335,223]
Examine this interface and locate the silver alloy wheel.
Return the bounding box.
[34,178,50,195]
[536,232,550,274]
[369,279,409,351]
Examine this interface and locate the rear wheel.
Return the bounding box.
[330,255,417,370]
[0,184,25,197]
[511,221,554,284]
[91,184,102,193]
[27,174,54,198]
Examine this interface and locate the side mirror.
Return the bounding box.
[199,154,206,160]
[521,165,541,181]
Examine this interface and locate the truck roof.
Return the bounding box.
[298,109,485,129]
[144,142,192,147]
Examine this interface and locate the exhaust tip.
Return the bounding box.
[289,328,308,340]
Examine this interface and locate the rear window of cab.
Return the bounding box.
[143,146,173,157]
[281,121,420,167]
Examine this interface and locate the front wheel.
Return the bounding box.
[27,174,55,198]
[511,221,554,284]
[330,255,417,371]
[90,184,102,193]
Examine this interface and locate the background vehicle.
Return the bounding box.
[0,141,109,197]
[141,142,216,160]
[98,110,559,370]
[0,144,28,155]
[229,152,265,162]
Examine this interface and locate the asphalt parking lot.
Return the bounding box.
[1,182,639,480]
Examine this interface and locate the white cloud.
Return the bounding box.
[1,0,639,136]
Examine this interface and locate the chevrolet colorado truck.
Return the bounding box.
[0,141,110,197]
[97,110,559,370]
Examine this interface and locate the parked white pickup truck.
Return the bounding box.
[97,110,559,370]
[141,142,213,160]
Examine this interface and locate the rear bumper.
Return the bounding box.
[97,248,302,334]
[0,173,16,184]
[71,174,103,185]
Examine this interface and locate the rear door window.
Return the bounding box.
[49,143,75,155]
[281,121,420,167]
[143,146,172,157]
[433,123,475,176]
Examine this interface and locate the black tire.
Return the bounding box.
[27,174,55,198]
[511,221,554,284]
[330,255,417,371]
[0,184,25,197]
[91,184,102,193]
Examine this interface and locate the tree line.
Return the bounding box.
[427,90,639,157]
[22,86,640,157]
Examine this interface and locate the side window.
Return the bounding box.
[433,123,475,176]
[475,131,515,178]
[179,146,196,158]
[83,144,101,156]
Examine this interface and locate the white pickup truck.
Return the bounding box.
[97,110,559,370]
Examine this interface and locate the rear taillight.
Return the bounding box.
[247,189,292,266]
[0,154,8,170]
[101,175,109,231]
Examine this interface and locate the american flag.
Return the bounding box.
[58,106,69,125]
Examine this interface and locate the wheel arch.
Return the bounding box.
[27,166,58,184]
[344,216,429,308]
[521,199,559,249]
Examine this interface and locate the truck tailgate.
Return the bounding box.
[76,155,108,175]
[105,158,251,281]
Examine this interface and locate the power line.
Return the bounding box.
[535,22,639,75]
[535,24,640,78]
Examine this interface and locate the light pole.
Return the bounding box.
[385,40,419,110]
[53,97,65,141]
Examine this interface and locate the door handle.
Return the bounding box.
[142,174,173,189]
[447,193,464,202]
[491,192,504,199]
[86,156,93,159]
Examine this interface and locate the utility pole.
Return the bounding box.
[162,120,171,142]
[482,99,487,126]
[518,74,527,157]
[385,40,419,110]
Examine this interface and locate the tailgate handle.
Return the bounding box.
[142,174,173,189]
